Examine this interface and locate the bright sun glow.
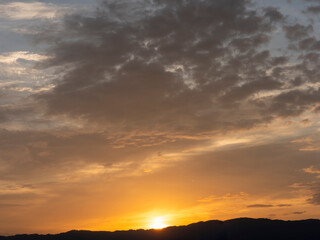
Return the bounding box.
[149,216,168,229]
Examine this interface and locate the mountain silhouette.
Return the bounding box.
[1,218,320,240]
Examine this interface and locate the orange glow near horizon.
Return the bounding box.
[148,216,169,229]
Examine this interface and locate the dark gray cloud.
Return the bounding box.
[266,88,320,117]
[305,5,320,13]
[32,0,314,135]
[263,7,284,22]
[297,38,320,51]
[283,24,313,41]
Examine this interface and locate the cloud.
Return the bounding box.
[0,182,38,195]
[308,192,320,205]
[247,204,273,208]
[291,211,305,215]
[247,203,293,208]
[0,128,210,184]
[299,167,320,205]
[198,193,248,203]
[0,53,54,128]
[31,0,303,136]
[291,135,320,152]
[29,0,320,139]
[0,51,49,64]
[305,5,320,14]
[303,166,320,175]
[0,2,62,20]
[283,24,313,41]
[277,204,292,207]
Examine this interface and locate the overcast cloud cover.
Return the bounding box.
[0,0,320,235]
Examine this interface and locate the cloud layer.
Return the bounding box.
[35,0,294,135]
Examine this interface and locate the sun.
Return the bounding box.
[149,216,168,229]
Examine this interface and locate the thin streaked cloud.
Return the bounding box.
[0,2,64,20]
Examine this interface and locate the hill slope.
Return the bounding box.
[1,218,320,240]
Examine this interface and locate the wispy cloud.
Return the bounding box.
[247,204,274,208]
[0,2,63,20]
[0,51,49,63]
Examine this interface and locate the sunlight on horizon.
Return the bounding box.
[148,216,169,230]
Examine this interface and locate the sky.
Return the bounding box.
[1,0,320,235]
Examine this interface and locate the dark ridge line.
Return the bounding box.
[1,217,320,237]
